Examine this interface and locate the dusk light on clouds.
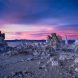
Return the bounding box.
[0,0,78,40]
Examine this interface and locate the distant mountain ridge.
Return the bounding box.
[4,39,76,44]
[5,40,46,42]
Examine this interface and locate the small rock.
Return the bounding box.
[27,57,33,61]
[74,58,78,64]
[75,68,78,72]
[51,60,58,66]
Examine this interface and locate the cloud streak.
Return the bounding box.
[2,24,77,40]
[0,0,78,39]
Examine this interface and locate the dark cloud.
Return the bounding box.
[53,24,78,33]
[0,0,78,25]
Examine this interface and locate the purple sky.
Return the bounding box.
[0,0,78,40]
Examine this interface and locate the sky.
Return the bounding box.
[0,0,78,40]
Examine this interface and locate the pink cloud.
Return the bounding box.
[5,29,78,40]
[0,24,78,40]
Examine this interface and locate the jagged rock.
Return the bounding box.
[75,68,78,72]
[27,57,33,61]
[74,58,78,64]
[59,55,67,60]
[7,71,24,78]
[5,50,18,56]
[33,51,39,56]
[51,60,58,66]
